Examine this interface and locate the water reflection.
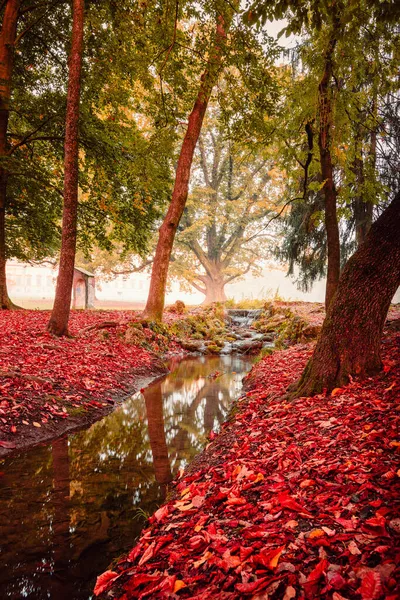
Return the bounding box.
[0,354,252,599]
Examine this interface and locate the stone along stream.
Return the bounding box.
[0,354,254,599]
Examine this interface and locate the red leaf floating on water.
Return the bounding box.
[357,570,382,600]
[93,570,118,596]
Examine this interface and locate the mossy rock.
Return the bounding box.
[206,344,221,354]
[167,300,186,314]
[191,332,204,340]
[125,326,147,345]
[145,320,170,337]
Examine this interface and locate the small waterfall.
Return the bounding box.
[226,309,263,328]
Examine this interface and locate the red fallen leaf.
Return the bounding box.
[10,425,16,434]
[327,570,346,590]
[307,559,329,582]
[335,517,357,530]
[357,570,382,600]
[236,576,270,593]
[138,540,156,566]
[152,505,169,522]
[253,546,285,569]
[124,573,162,593]
[93,570,118,596]
[137,575,176,598]
[277,491,312,517]
[192,495,205,507]
[361,516,388,537]
[226,496,247,505]
[0,440,16,448]
[283,585,296,600]
[239,546,253,562]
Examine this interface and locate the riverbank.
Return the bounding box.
[95,318,400,599]
[0,310,172,456]
[0,302,322,456]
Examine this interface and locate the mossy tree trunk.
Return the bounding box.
[291,190,400,398]
[47,0,84,336]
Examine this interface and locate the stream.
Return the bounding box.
[0,354,254,599]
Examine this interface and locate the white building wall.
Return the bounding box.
[6,260,400,308]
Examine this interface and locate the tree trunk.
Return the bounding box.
[291,190,400,398]
[202,275,227,305]
[144,9,234,321]
[318,35,340,311]
[0,0,20,309]
[352,122,373,246]
[47,0,84,336]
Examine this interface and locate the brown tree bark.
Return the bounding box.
[47,0,84,336]
[291,189,400,398]
[318,35,340,311]
[202,275,227,304]
[0,0,20,309]
[143,8,234,321]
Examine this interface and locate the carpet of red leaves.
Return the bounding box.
[0,310,166,447]
[95,325,400,600]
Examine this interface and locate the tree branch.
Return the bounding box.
[7,116,55,155]
[110,259,153,275]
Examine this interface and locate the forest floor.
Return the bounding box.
[0,310,178,455]
[95,314,400,600]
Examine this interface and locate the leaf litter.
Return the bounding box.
[0,310,168,448]
[95,322,400,599]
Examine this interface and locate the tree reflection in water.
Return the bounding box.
[0,354,252,599]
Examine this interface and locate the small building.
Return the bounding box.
[72,266,96,309]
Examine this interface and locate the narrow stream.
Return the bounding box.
[0,354,253,599]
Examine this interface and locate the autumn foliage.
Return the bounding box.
[0,310,164,447]
[95,321,400,599]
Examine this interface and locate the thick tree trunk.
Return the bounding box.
[318,35,340,311]
[202,275,227,305]
[0,0,20,309]
[144,10,233,321]
[291,190,400,398]
[47,0,84,336]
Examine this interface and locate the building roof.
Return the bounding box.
[74,266,95,278]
